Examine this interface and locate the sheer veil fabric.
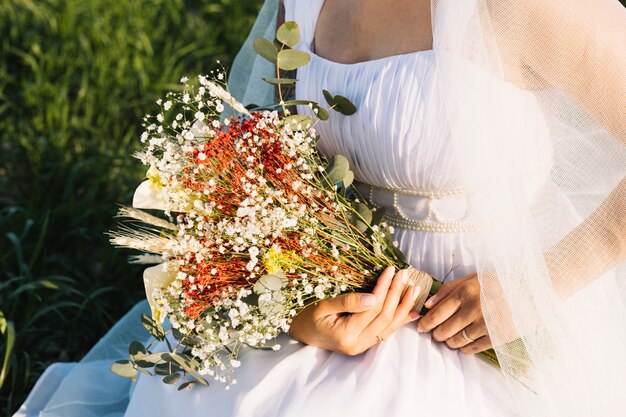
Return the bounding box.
[230,0,626,415]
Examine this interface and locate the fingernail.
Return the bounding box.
[425,295,436,309]
[360,294,377,308]
[408,311,421,321]
[411,285,421,301]
[401,269,408,284]
[389,265,396,277]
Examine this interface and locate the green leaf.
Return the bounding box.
[333,95,357,115]
[136,367,153,377]
[129,341,148,360]
[253,274,284,294]
[163,373,181,384]
[277,49,311,71]
[155,361,182,375]
[165,353,209,386]
[370,206,386,227]
[141,313,165,341]
[326,155,350,184]
[351,201,373,233]
[283,114,312,129]
[342,170,355,188]
[111,360,137,379]
[241,292,259,306]
[135,352,167,368]
[262,77,299,86]
[276,21,300,47]
[0,315,15,389]
[178,381,197,391]
[314,105,329,121]
[0,311,6,334]
[253,38,278,63]
[281,99,316,106]
[322,90,336,107]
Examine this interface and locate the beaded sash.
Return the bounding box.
[357,181,477,233]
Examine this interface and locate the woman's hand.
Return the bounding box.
[289,266,422,356]
[417,274,493,354]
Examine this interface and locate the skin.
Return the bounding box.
[289,266,424,355]
[288,0,626,355]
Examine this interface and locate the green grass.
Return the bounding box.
[0,0,262,414]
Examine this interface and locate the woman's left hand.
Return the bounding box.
[416,274,493,354]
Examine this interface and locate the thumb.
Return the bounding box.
[316,292,379,316]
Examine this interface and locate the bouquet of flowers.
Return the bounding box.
[110,22,444,390]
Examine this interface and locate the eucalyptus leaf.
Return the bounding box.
[135,352,167,368]
[352,202,373,225]
[276,21,300,47]
[351,201,373,233]
[322,89,336,107]
[262,77,299,86]
[141,313,165,341]
[342,170,355,188]
[253,38,278,63]
[281,99,317,107]
[163,373,181,384]
[333,95,357,115]
[370,206,386,227]
[326,155,350,184]
[277,49,311,71]
[314,105,329,120]
[155,361,182,375]
[259,296,286,316]
[241,292,260,306]
[253,274,284,294]
[178,381,197,391]
[283,114,312,129]
[111,360,137,379]
[165,353,209,386]
[129,341,148,360]
[136,367,153,377]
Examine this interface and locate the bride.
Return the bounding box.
[16,0,626,416]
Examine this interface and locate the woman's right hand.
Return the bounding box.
[288,266,422,356]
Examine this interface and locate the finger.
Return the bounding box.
[445,318,487,349]
[348,266,396,328]
[460,335,493,355]
[432,306,475,342]
[424,277,466,309]
[315,292,379,316]
[417,292,461,333]
[379,283,423,339]
[360,269,409,337]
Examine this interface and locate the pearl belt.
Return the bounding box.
[357,181,477,233]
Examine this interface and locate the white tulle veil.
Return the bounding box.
[229,0,626,415]
[21,1,624,416]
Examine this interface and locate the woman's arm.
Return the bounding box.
[519,0,626,294]
[519,0,626,142]
[546,178,626,299]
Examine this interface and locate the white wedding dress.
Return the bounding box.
[16,1,557,416]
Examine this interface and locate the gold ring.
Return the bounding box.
[462,328,475,343]
[376,335,384,343]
